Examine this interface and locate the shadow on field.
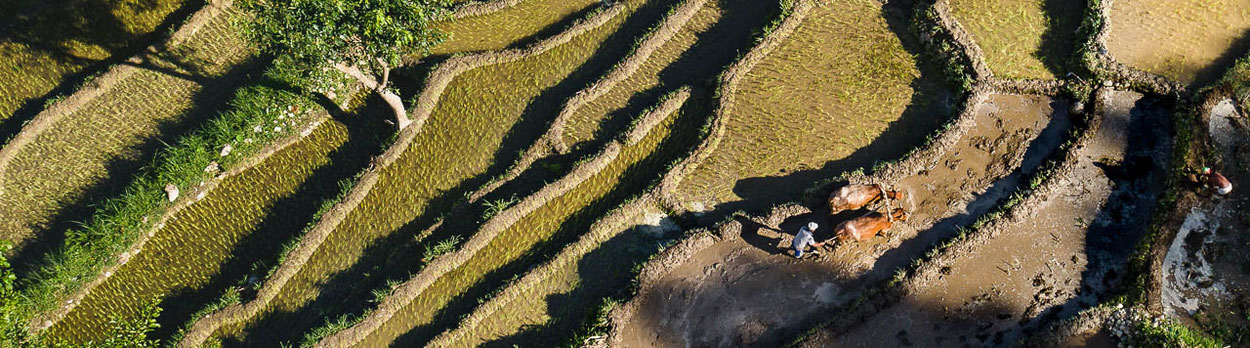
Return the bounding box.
[704,0,956,224]
[0,0,205,141]
[218,1,678,344]
[149,96,393,341]
[1191,32,1250,87]
[1008,94,1172,343]
[10,55,269,281]
[400,88,707,348]
[1038,0,1083,77]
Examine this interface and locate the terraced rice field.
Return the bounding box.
[948,0,1082,79]
[0,6,253,258]
[673,0,952,218]
[9,0,1250,346]
[42,117,375,344]
[0,0,192,122]
[1105,0,1250,84]
[359,88,701,347]
[202,1,668,344]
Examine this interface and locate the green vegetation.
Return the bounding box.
[678,0,950,214]
[0,0,192,121]
[42,120,356,343]
[948,0,1081,80]
[208,1,657,343]
[561,0,779,149]
[1123,316,1224,348]
[430,0,600,56]
[364,84,701,346]
[0,7,254,255]
[235,0,453,128]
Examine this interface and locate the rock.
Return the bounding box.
[219,144,233,157]
[196,189,207,201]
[1070,101,1084,115]
[164,184,180,202]
[204,161,220,174]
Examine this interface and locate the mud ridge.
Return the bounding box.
[1021,305,1117,347]
[453,0,526,19]
[425,89,690,346]
[794,92,1100,345]
[0,0,236,184]
[174,7,624,347]
[468,0,706,202]
[654,0,814,213]
[1087,0,1184,95]
[312,80,686,348]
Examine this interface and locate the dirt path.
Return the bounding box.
[618,92,1071,347]
[834,90,1172,347]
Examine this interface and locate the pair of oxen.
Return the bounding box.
[825,184,909,244]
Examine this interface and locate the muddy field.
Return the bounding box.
[832,90,1171,347]
[1105,0,1250,85]
[619,92,1074,347]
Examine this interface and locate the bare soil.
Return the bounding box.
[1161,99,1250,331]
[619,93,1071,347]
[835,90,1172,347]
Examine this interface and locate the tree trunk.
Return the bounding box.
[333,63,411,129]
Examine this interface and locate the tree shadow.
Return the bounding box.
[8,54,270,279]
[149,94,392,341]
[0,0,206,140]
[1037,0,1084,77]
[216,1,680,343]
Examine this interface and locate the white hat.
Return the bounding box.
[808,222,818,230]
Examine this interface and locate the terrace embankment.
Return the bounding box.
[556,0,779,150]
[617,92,1073,347]
[342,86,703,347]
[39,102,388,343]
[947,0,1081,80]
[831,90,1172,347]
[420,0,786,344]
[429,198,676,347]
[1104,0,1250,85]
[0,0,196,122]
[0,4,255,263]
[429,0,598,56]
[191,2,665,345]
[671,0,953,221]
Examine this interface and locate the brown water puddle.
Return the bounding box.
[835,91,1172,347]
[1106,0,1250,85]
[620,93,1070,347]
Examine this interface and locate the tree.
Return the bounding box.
[237,0,455,129]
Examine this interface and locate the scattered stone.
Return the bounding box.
[204,161,220,174]
[164,184,180,202]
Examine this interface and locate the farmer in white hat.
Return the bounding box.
[792,222,825,258]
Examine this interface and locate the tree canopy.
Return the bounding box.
[237,0,456,128]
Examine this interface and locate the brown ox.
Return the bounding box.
[828,184,902,215]
[834,208,909,242]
